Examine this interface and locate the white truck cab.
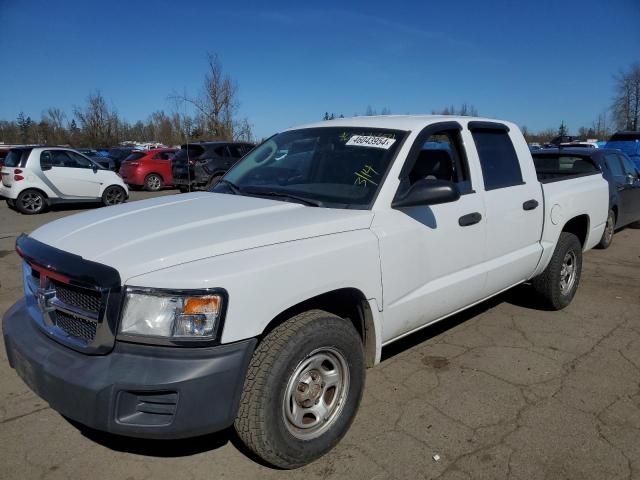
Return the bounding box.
[0,147,128,214]
[3,116,608,468]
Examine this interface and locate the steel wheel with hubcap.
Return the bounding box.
[532,231,582,310]
[16,190,46,214]
[283,347,350,441]
[235,310,365,469]
[102,186,126,206]
[144,174,163,191]
[559,250,578,295]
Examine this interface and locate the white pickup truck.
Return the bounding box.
[3,116,608,468]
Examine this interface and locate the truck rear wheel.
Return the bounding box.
[596,209,615,249]
[234,310,365,469]
[532,232,582,310]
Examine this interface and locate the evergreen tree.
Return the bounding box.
[558,121,568,137]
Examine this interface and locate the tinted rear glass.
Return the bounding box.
[533,154,597,173]
[4,149,31,167]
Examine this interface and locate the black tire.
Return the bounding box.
[596,209,615,249]
[178,186,190,193]
[102,185,126,206]
[630,221,640,229]
[235,310,365,469]
[16,189,46,215]
[144,173,163,192]
[532,232,583,310]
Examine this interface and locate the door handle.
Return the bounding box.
[523,199,539,211]
[458,212,482,227]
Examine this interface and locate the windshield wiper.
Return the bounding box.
[242,189,323,207]
[216,179,243,194]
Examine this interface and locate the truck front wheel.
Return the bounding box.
[234,310,365,469]
[532,232,583,310]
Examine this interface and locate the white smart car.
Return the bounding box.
[0,147,128,214]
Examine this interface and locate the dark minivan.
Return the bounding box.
[172,142,254,192]
[533,148,640,249]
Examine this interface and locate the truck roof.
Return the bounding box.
[292,115,515,132]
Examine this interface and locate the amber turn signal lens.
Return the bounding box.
[183,295,221,315]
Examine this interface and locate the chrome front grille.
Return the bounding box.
[51,280,102,314]
[52,310,98,343]
[24,262,112,352]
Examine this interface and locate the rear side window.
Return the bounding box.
[227,145,244,158]
[471,129,523,190]
[4,149,31,167]
[174,145,205,160]
[604,154,625,178]
[213,146,226,157]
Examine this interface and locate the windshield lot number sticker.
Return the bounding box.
[346,135,396,149]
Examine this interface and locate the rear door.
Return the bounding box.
[467,122,544,295]
[40,150,101,198]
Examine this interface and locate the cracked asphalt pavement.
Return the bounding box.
[1,191,639,480]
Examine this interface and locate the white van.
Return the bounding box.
[0,147,128,214]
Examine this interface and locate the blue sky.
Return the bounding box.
[0,0,638,139]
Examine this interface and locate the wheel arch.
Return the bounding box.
[145,171,165,182]
[260,288,378,368]
[561,214,589,247]
[18,187,49,199]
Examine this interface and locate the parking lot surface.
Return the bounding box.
[1,191,639,480]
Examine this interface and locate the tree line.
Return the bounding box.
[2,57,638,148]
[0,53,254,148]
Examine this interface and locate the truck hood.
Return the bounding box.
[29,192,374,282]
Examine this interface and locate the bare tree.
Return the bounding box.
[74,91,120,146]
[612,63,640,131]
[170,53,241,140]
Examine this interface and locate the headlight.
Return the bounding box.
[119,288,225,340]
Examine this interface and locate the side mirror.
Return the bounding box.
[92,165,98,173]
[41,164,52,171]
[392,179,461,208]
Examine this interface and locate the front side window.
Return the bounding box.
[471,129,523,190]
[65,151,94,168]
[215,127,406,208]
[404,129,472,194]
[619,154,639,177]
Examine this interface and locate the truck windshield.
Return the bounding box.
[214,127,406,208]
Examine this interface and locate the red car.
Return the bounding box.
[119,148,177,191]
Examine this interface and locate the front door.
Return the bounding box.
[373,123,487,343]
[40,150,101,198]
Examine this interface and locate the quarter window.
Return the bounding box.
[471,129,523,190]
